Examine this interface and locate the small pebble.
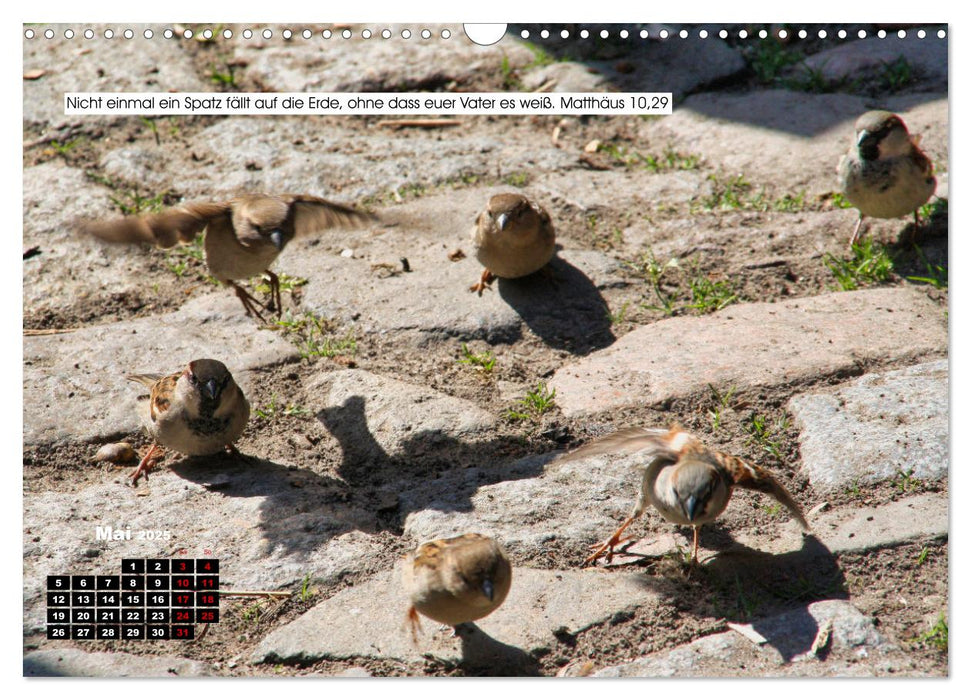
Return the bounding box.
[94,442,137,464]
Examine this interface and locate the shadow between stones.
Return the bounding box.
[316,395,548,526]
[496,255,615,356]
[168,453,380,556]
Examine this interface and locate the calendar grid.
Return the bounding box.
[46,559,220,641]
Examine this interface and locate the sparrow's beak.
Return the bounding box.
[269,229,285,251]
[684,494,701,522]
[481,578,495,601]
[203,378,219,401]
[856,129,873,148]
[495,213,510,231]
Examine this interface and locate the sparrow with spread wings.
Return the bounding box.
[82,193,376,321]
[556,425,811,565]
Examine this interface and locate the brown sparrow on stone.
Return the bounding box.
[556,425,811,565]
[82,194,375,321]
[127,358,250,486]
[469,193,556,295]
[403,533,512,641]
[837,111,936,246]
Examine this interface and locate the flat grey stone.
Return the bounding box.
[795,29,947,91]
[593,599,904,677]
[23,292,300,446]
[252,565,663,667]
[287,188,622,350]
[789,361,948,492]
[24,648,215,677]
[23,23,208,130]
[309,368,497,461]
[401,452,636,552]
[813,493,947,555]
[23,161,158,316]
[550,287,947,418]
[532,168,710,218]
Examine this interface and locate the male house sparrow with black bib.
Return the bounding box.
[837,110,936,247]
[556,425,811,565]
[403,533,512,641]
[127,358,250,486]
[469,193,556,295]
[83,193,375,321]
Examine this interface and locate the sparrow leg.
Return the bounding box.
[406,605,423,644]
[539,264,559,290]
[469,269,497,296]
[129,443,163,486]
[225,443,254,466]
[583,515,637,566]
[690,526,700,565]
[230,282,268,323]
[849,214,865,248]
[262,270,283,316]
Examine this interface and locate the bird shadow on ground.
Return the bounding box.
[624,529,846,663]
[159,390,551,557]
[317,393,550,512]
[167,451,382,556]
[453,622,543,676]
[497,254,616,355]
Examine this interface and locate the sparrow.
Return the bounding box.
[555,425,811,565]
[403,533,512,641]
[82,194,376,321]
[126,358,250,486]
[469,193,556,295]
[837,110,936,247]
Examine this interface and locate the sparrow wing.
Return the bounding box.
[283,194,377,237]
[128,372,179,422]
[81,202,231,249]
[554,426,681,465]
[909,145,935,178]
[714,452,811,532]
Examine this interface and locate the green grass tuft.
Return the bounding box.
[824,238,895,290]
[458,343,496,373]
[507,382,557,422]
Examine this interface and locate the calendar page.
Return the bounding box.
[22,18,949,680]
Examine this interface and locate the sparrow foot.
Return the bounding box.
[849,215,866,248]
[261,270,283,316]
[225,443,254,466]
[406,605,422,644]
[469,269,497,296]
[232,282,269,323]
[583,514,639,566]
[129,444,163,486]
[539,263,560,290]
